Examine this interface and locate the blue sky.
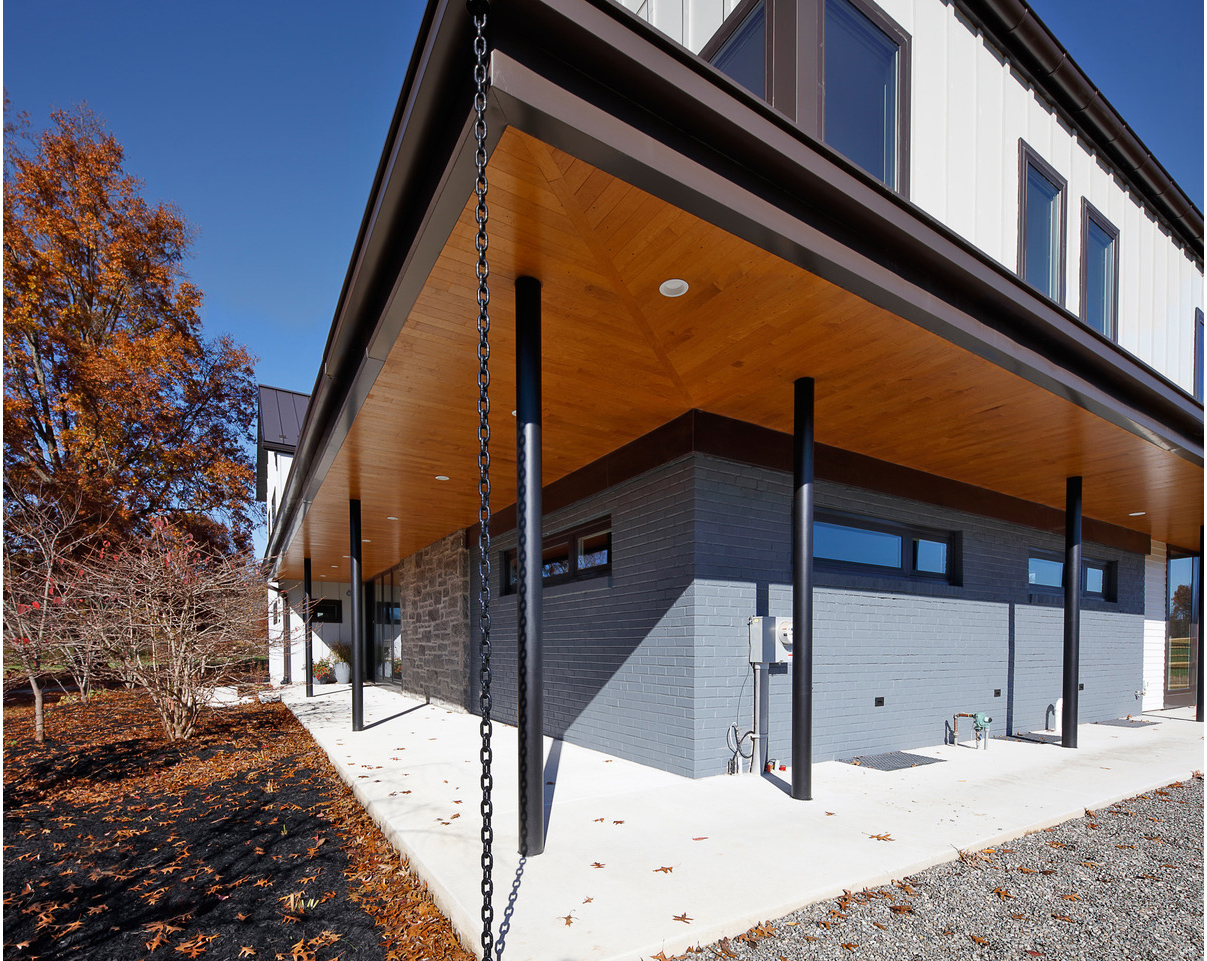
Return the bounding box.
[4,0,1203,549]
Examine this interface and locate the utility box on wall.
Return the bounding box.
[747,616,793,664]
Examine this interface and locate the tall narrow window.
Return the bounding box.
[1080,200,1119,339]
[708,1,767,99]
[823,0,906,190]
[1018,143,1067,304]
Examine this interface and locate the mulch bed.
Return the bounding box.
[3,689,475,961]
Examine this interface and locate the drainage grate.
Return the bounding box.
[839,751,946,772]
[1094,717,1157,728]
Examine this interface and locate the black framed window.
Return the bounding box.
[822,0,906,189]
[1027,552,1116,601]
[1080,200,1119,339]
[703,0,910,196]
[710,0,767,98]
[503,517,612,594]
[815,511,960,584]
[311,598,343,623]
[1018,142,1067,305]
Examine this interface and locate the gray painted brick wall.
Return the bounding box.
[695,454,1145,776]
[472,456,699,776]
[466,451,1146,780]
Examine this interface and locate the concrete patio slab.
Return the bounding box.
[282,684,1203,961]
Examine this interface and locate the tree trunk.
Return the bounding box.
[31,673,44,744]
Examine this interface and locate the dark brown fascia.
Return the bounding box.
[955,0,1202,261]
[490,409,1151,556]
[268,0,1202,571]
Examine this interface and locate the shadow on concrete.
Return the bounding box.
[542,738,563,838]
[365,698,431,730]
[494,855,526,959]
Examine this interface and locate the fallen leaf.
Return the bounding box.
[841,943,858,951]
[239,949,256,958]
[692,837,708,841]
[1052,914,1076,923]
[591,862,605,869]
[674,913,692,924]
[1060,893,1081,901]
[613,820,625,825]
[582,897,593,904]
[970,935,988,945]
[889,904,914,915]
[560,914,574,927]
[993,887,1013,900]
[869,833,893,841]
[654,866,674,874]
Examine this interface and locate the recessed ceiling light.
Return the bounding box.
[342,555,350,559]
[320,574,327,578]
[387,516,399,521]
[363,538,371,543]
[435,475,450,481]
[1128,511,1146,517]
[330,564,339,569]
[659,278,689,297]
[511,410,517,417]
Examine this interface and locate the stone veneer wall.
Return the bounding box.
[394,529,471,710]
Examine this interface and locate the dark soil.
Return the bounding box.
[3,689,475,961]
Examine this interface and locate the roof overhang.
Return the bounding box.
[267,0,1203,582]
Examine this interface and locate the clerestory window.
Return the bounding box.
[1018,142,1067,305]
[1080,200,1119,339]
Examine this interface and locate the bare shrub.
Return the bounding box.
[2,489,94,743]
[86,519,267,741]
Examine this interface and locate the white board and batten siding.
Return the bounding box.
[1142,542,1167,712]
[621,0,1203,395]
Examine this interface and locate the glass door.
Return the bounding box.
[1164,553,1199,708]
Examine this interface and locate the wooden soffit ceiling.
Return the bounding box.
[280,127,1203,583]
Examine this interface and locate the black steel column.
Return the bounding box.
[516,275,545,855]
[303,557,314,698]
[791,377,815,800]
[364,581,375,683]
[1197,526,1204,723]
[282,591,292,683]
[350,499,364,732]
[1062,476,1082,748]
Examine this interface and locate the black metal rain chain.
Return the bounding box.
[469,1,495,957]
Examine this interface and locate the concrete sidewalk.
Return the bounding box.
[281,685,1203,961]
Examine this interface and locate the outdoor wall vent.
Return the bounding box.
[1079,683,1084,691]
[994,689,1001,697]
[874,696,885,707]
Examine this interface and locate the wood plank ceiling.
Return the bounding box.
[280,127,1203,583]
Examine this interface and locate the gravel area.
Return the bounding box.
[687,776,1203,961]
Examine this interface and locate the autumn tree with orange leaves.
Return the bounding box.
[3,103,258,554]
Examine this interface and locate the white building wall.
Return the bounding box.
[1143,541,1167,711]
[267,579,351,683]
[657,0,1203,392]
